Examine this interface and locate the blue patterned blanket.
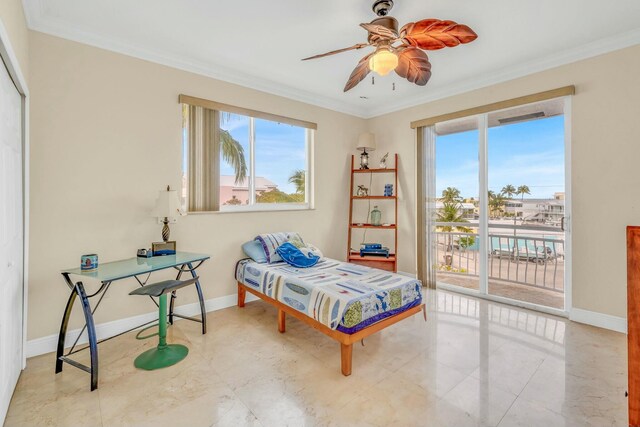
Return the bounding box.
[235,258,422,331]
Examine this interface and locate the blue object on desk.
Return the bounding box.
[81,254,99,271]
[137,249,153,258]
[153,249,176,256]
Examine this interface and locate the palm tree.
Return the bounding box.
[441,187,462,203]
[217,112,247,184]
[517,185,531,201]
[501,184,516,199]
[488,191,506,218]
[500,184,517,237]
[288,170,306,194]
[516,185,531,221]
[437,201,472,251]
[220,129,247,184]
[513,185,531,241]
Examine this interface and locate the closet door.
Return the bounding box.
[0,57,24,423]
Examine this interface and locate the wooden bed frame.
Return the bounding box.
[237,282,427,376]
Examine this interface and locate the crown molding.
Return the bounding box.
[22,0,640,120]
[22,0,369,118]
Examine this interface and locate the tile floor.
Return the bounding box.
[5,290,628,427]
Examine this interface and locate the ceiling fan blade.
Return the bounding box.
[302,44,370,61]
[400,19,478,50]
[395,47,432,86]
[344,53,373,92]
[360,23,398,40]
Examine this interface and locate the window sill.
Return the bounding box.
[187,204,314,215]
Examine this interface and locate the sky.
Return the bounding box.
[212,113,306,194]
[435,115,565,199]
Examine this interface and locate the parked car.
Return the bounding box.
[513,245,556,264]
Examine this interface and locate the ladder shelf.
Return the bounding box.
[347,154,398,272]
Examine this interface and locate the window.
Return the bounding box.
[180,95,315,212]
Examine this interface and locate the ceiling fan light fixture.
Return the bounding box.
[368,47,398,76]
[303,0,478,92]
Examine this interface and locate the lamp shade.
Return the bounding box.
[368,48,398,76]
[357,132,376,152]
[153,188,182,219]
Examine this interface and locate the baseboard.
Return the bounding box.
[438,283,626,334]
[570,308,627,334]
[397,271,417,279]
[26,292,259,358]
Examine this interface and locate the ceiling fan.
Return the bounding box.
[302,0,478,92]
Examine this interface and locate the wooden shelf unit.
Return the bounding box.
[352,196,397,200]
[347,154,398,273]
[348,252,397,262]
[350,223,396,229]
[353,168,398,174]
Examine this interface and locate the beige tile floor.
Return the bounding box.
[5,289,628,427]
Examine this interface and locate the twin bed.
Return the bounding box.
[235,256,425,376]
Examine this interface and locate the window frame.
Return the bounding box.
[218,118,314,213]
[181,95,315,213]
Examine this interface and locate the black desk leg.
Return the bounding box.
[55,286,77,374]
[168,290,176,325]
[187,262,207,334]
[76,282,99,391]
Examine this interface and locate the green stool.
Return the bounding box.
[129,277,198,370]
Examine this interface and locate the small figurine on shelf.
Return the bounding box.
[379,152,389,169]
[356,185,369,197]
[384,184,394,197]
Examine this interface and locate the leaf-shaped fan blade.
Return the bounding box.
[302,43,369,61]
[400,19,477,50]
[344,53,373,92]
[395,47,432,86]
[360,23,398,40]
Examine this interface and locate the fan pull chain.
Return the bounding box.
[371,76,375,85]
[393,83,396,91]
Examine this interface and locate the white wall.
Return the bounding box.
[27,31,366,340]
[367,44,640,320]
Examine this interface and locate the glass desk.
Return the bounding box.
[57,252,210,391]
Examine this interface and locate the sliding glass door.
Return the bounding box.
[426,97,570,314]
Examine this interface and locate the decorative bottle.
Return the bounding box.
[371,206,382,226]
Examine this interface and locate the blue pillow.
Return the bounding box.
[276,242,320,268]
[255,232,305,263]
[242,240,268,263]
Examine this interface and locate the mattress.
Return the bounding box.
[235,258,422,334]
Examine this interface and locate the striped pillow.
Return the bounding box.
[255,232,305,263]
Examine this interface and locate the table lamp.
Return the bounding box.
[153,185,182,243]
[357,132,377,169]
